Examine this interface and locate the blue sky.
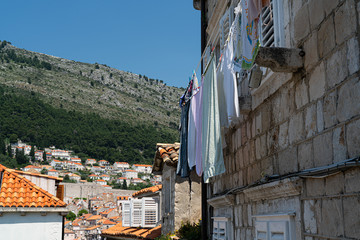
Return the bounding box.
[0,1,200,88]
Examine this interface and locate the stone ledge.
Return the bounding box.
[207,194,235,208]
[243,177,303,202]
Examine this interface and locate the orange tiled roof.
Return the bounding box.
[87,215,102,221]
[133,164,152,167]
[86,225,101,231]
[114,162,129,164]
[132,185,162,198]
[125,170,137,172]
[82,213,93,220]
[0,164,66,208]
[96,179,106,182]
[103,219,117,225]
[64,228,75,234]
[13,169,62,181]
[100,208,115,215]
[152,143,180,173]
[102,223,161,240]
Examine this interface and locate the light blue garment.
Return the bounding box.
[202,55,226,183]
[187,74,199,169]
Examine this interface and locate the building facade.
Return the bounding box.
[193,0,360,239]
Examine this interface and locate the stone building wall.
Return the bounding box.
[203,0,360,239]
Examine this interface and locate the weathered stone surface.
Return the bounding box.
[295,79,309,109]
[326,46,348,88]
[346,118,360,158]
[316,100,324,132]
[309,62,326,101]
[332,126,347,162]
[323,90,337,128]
[303,200,317,234]
[279,121,289,150]
[320,199,344,236]
[305,104,317,138]
[298,140,314,170]
[261,157,274,176]
[313,131,333,167]
[334,0,357,45]
[234,205,243,227]
[347,37,360,75]
[318,17,336,58]
[324,0,339,16]
[294,3,310,44]
[345,168,360,193]
[343,197,360,238]
[278,147,298,174]
[308,0,325,30]
[255,111,262,135]
[306,178,325,197]
[304,32,319,70]
[289,112,304,144]
[337,78,360,123]
[325,172,344,195]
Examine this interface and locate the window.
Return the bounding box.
[219,8,233,55]
[259,0,285,47]
[254,213,295,240]
[212,217,230,240]
[121,197,160,228]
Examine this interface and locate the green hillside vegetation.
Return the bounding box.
[0,40,182,129]
[0,85,178,166]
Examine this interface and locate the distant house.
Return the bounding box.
[86,158,97,165]
[124,169,138,179]
[117,177,130,186]
[23,165,41,172]
[113,162,130,171]
[131,178,144,185]
[69,173,81,182]
[0,164,68,240]
[48,169,59,177]
[64,229,76,240]
[98,160,110,167]
[100,174,111,181]
[74,162,85,171]
[85,225,102,240]
[51,149,71,160]
[51,159,64,170]
[34,150,44,161]
[133,164,152,174]
[103,185,112,189]
[92,166,103,175]
[95,179,107,186]
[89,174,99,180]
[70,157,82,163]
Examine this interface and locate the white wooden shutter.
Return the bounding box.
[259,0,284,47]
[121,201,131,227]
[212,217,229,240]
[131,199,143,227]
[254,214,294,240]
[142,197,158,228]
[219,9,231,55]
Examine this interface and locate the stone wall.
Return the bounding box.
[205,0,360,239]
[161,165,201,235]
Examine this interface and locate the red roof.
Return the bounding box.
[125,170,137,172]
[133,185,162,198]
[102,223,161,239]
[0,164,66,208]
[133,164,152,167]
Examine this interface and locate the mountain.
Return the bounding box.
[0,40,183,128]
[0,40,183,164]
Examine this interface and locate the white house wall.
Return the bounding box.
[0,212,63,240]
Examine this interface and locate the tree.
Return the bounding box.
[0,136,5,155]
[42,151,46,162]
[77,209,88,217]
[64,174,70,181]
[40,168,48,175]
[29,145,35,161]
[15,148,27,165]
[7,145,12,158]
[65,211,76,221]
[122,180,127,189]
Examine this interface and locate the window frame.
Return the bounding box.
[212,216,231,240]
[253,213,296,240]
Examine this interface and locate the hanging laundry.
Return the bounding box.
[177,81,193,178]
[248,0,271,23]
[241,0,260,70]
[195,77,204,177]
[202,55,226,183]
[187,73,199,169]
[232,4,243,73]
[220,17,240,125]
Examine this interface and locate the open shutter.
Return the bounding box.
[142,197,158,228]
[219,8,232,55]
[131,199,143,227]
[203,45,211,72]
[260,0,284,47]
[122,201,131,227]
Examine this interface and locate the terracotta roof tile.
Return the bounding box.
[152,143,180,173]
[116,196,129,200]
[86,225,101,230]
[132,185,162,198]
[87,215,102,221]
[0,164,67,208]
[102,223,161,239]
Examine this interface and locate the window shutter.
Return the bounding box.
[142,197,158,228]
[259,0,284,47]
[131,199,143,227]
[219,9,231,55]
[122,201,131,227]
[203,45,211,72]
[212,218,229,240]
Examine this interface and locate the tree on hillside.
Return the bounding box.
[122,180,127,190]
[42,151,46,162]
[15,148,27,165]
[77,209,88,217]
[29,145,35,161]
[0,136,6,155]
[7,145,12,158]
[40,168,48,175]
